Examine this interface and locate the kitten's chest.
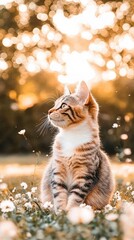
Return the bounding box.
[65,161,74,187]
[54,126,92,158]
[58,141,76,157]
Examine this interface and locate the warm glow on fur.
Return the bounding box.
[41,81,115,213]
[48,81,98,129]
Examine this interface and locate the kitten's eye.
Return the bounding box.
[61,103,67,109]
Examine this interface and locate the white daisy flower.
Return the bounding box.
[104,204,113,213]
[0,183,8,191]
[31,187,37,193]
[0,220,17,239]
[124,148,132,156]
[67,206,94,224]
[79,203,86,208]
[43,201,53,209]
[120,202,134,240]
[15,193,21,199]
[131,191,134,197]
[0,200,15,213]
[114,191,120,197]
[120,134,128,140]
[26,232,32,238]
[20,182,28,189]
[24,202,32,209]
[105,213,118,221]
[127,185,133,191]
[26,192,32,199]
[99,238,107,240]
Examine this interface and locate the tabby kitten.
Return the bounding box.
[41,81,115,212]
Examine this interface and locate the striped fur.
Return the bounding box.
[40,81,115,212]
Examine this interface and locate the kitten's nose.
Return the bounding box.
[48,108,55,115]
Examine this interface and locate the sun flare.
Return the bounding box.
[0,0,134,109]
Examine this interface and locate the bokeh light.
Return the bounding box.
[0,0,134,110]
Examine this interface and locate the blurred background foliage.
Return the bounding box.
[0,0,134,162]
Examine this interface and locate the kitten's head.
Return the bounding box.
[48,81,99,129]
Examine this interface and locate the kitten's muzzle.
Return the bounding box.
[48,108,55,115]
[49,111,63,122]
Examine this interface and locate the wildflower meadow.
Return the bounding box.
[0,0,134,239]
[0,159,134,240]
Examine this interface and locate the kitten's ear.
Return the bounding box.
[64,85,71,95]
[75,81,89,103]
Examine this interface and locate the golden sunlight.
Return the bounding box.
[58,51,96,85]
[0,0,14,5]
[0,0,134,108]
[18,94,38,109]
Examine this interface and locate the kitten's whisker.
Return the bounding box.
[36,114,56,136]
[45,98,55,104]
[44,92,61,105]
[36,115,49,136]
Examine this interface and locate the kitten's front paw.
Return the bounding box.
[54,206,66,215]
[65,203,81,212]
[54,204,64,214]
[65,205,72,212]
[55,209,62,215]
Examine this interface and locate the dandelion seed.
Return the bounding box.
[67,206,94,224]
[20,182,28,189]
[18,129,26,135]
[0,221,17,239]
[112,123,118,128]
[0,200,15,213]
[43,201,53,209]
[24,202,32,209]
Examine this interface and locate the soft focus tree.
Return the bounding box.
[92,78,134,161]
[0,0,134,104]
[0,0,134,157]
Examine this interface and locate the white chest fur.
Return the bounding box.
[55,121,93,158]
